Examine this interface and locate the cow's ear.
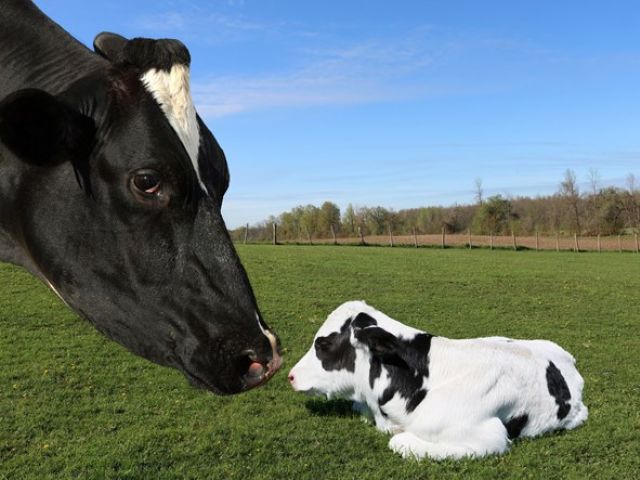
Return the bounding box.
[354,327,399,356]
[196,115,229,200]
[94,33,191,71]
[93,32,128,62]
[0,89,95,166]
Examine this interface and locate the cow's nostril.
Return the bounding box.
[242,349,258,362]
[288,373,295,383]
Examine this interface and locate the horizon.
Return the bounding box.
[237,170,638,227]
[38,0,640,228]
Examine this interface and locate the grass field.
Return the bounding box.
[1,245,639,479]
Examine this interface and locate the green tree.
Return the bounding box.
[300,204,320,243]
[279,211,297,240]
[319,201,341,238]
[365,206,390,235]
[593,187,625,235]
[472,195,513,234]
[341,204,357,236]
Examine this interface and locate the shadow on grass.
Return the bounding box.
[305,398,356,418]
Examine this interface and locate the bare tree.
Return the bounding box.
[627,173,637,194]
[586,168,602,234]
[559,169,582,234]
[474,177,484,205]
[587,168,601,196]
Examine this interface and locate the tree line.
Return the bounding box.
[231,170,640,243]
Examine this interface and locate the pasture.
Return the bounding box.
[1,245,638,479]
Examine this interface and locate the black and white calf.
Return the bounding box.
[289,301,588,460]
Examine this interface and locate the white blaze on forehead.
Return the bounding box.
[140,64,207,193]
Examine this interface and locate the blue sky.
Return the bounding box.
[38,1,640,228]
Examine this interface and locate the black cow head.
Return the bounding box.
[0,33,281,395]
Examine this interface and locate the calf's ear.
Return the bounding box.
[352,312,378,329]
[354,327,399,356]
[0,89,95,166]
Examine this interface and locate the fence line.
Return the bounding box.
[242,223,640,253]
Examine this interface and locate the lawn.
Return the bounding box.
[1,245,639,479]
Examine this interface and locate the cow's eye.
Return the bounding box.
[132,170,161,195]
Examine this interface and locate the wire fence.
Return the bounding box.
[240,224,640,253]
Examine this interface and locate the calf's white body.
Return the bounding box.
[289,301,587,460]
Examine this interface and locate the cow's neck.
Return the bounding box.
[0,0,105,99]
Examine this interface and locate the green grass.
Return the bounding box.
[1,246,639,479]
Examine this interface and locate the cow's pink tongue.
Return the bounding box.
[248,362,266,378]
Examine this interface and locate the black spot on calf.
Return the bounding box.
[406,388,427,413]
[357,328,433,414]
[369,355,382,389]
[378,362,427,414]
[314,319,356,372]
[503,414,529,439]
[401,333,432,377]
[546,361,571,420]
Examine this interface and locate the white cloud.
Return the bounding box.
[133,11,190,31]
[132,8,287,40]
[191,34,438,117]
[192,72,399,118]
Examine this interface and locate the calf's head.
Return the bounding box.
[289,301,431,405]
[288,301,382,397]
[0,34,280,394]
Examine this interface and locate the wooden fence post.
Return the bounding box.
[574,233,579,253]
[359,226,365,245]
[272,223,277,245]
[244,223,249,244]
[535,230,539,251]
[388,224,394,247]
[636,233,639,253]
[555,232,560,252]
[597,234,601,253]
[512,230,517,251]
[413,228,418,248]
[441,227,446,249]
[468,229,472,249]
[618,234,622,253]
[330,224,337,245]
[490,233,494,250]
